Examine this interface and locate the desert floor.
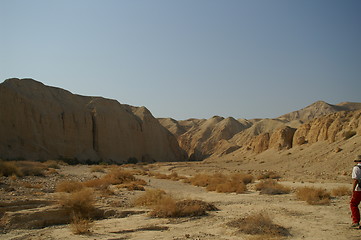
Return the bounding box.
[0,162,360,240]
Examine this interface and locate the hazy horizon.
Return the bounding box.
[2,0,360,120]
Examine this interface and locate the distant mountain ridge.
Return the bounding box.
[277,100,361,122]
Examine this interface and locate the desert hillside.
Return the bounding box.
[160,101,361,162]
[0,78,186,163]
[1,78,361,240]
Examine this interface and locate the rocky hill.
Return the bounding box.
[1,78,360,164]
[0,78,186,163]
[276,100,358,122]
[159,101,361,161]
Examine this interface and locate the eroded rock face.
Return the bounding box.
[0,78,186,163]
[176,116,248,160]
[293,111,361,146]
[269,126,296,151]
[251,133,270,154]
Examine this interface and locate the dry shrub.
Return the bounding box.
[150,198,218,218]
[331,186,351,197]
[215,181,247,194]
[190,174,212,187]
[70,214,94,235]
[257,171,281,180]
[149,197,178,218]
[176,199,218,213]
[16,161,47,176]
[83,168,140,190]
[296,187,331,205]
[103,168,137,184]
[255,180,291,195]
[0,160,22,177]
[134,189,168,206]
[58,188,96,218]
[227,212,290,237]
[56,181,85,193]
[152,172,188,181]
[44,160,61,169]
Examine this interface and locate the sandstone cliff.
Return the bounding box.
[0,78,186,163]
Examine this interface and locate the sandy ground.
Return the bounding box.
[1,162,360,240]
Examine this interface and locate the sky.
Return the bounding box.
[1,0,361,120]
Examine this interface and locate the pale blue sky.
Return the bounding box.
[1,0,360,120]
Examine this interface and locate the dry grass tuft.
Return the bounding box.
[255,180,291,195]
[83,168,143,191]
[215,181,247,194]
[58,188,96,218]
[44,160,61,169]
[331,186,351,197]
[70,214,94,235]
[227,212,290,237]
[151,172,188,181]
[16,161,47,176]
[0,160,22,177]
[296,187,331,205]
[135,189,217,218]
[134,189,168,206]
[56,181,85,193]
[103,168,137,184]
[150,198,218,218]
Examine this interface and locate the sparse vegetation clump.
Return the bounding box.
[134,189,218,218]
[255,179,291,195]
[227,212,290,238]
[151,172,188,181]
[70,214,94,235]
[0,160,54,177]
[134,189,168,206]
[296,187,331,205]
[15,161,47,176]
[83,168,145,191]
[44,160,61,169]
[189,172,252,194]
[0,160,22,177]
[331,186,351,197]
[56,180,85,193]
[58,188,96,219]
[150,198,217,218]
